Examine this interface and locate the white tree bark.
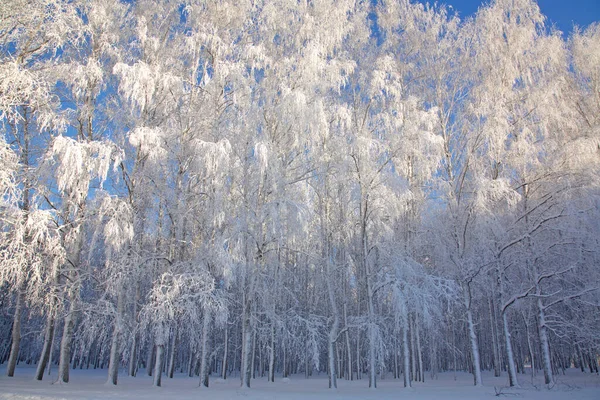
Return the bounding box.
[268,324,275,383]
[240,295,252,388]
[502,310,519,387]
[402,311,411,388]
[6,288,24,377]
[58,294,77,384]
[107,289,124,385]
[35,311,55,380]
[199,314,210,387]
[222,326,228,379]
[168,324,177,379]
[153,344,164,387]
[464,283,483,387]
[537,296,554,385]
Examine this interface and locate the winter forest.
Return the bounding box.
[1,0,599,397]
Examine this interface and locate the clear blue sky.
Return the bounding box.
[425,0,600,35]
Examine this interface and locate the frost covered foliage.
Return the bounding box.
[47,135,122,203]
[1,0,599,392]
[0,135,19,208]
[140,268,227,345]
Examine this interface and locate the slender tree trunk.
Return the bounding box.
[416,317,423,383]
[35,311,56,380]
[537,297,554,385]
[146,341,154,376]
[128,334,138,378]
[48,321,57,376]
[356,329,361,380]
[402,311,411,388]
[268,324,275,383]
[363,222,376,389]
[489,297,501,377]
[465,284,483,387]
[251,330,257,379]
[153,344,164,387]
[168,324,177,379]
[199,314,210,387]
[187,347,195,377]
[222,326,228,379]
[128,285,140,377]
[502,310,519,387]
[326,260,340,388]
[58,285,78,384]
[344,304,352,381]
[241,296,252,388]
[410,317,417,382]
[107,289,124,385]
[6,288,24,377]
[367,301,376,389]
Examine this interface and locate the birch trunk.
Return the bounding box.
[268,324,275,383]
[326,258,340,389]
[240,297,252,388]
[58,293,77,384]
[6,288,24,377]
[107,289,124,385]
[146,341,154,376]
[489,297,501,377]
[344,303,352,381]
[537,296,554,385]
[410,317,416,382]
[502,310,519,387]
[402,310,411,388]
[251,331,257,379]
[464,283,483,387]
[199,314,210,387]
[153,344,164,387]
[222,326,228,379]
[35,311,56,380]
[168,325,177,379]
[416,317,423,383]
[128,285,140,377]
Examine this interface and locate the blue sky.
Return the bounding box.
[425,0,600,35]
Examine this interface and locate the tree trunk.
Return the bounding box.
[268,323,275,383]
[251,330,257,379]
[326,262,339,388]
[410,317,417,382]
[153,344,164,387]
[107,289,124,385]
[128,334,138,377]
[35,311,56,380]
[187,347,195,377]
[241,298,252,388]
[502,310,519,387]
[465,285,483,387]
[537,297,554,385]
[6,289,24,377]
[128,285,140,377]
[402,311,411,388]
[168,324,177,379]
[489,297,501,377]
[344,303,352,380]
[58,290,77,384]
[222,326,228,380]
[356,329,361,380]
[199,314,210,387]
[416,317,424,383]
[146,341,154,376]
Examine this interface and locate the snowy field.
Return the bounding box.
[1,366,599,400]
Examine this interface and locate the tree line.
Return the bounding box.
[1,0,599,390]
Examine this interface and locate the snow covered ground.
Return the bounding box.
[1,366,599,400]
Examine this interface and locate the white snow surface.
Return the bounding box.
[1,366,599,400]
